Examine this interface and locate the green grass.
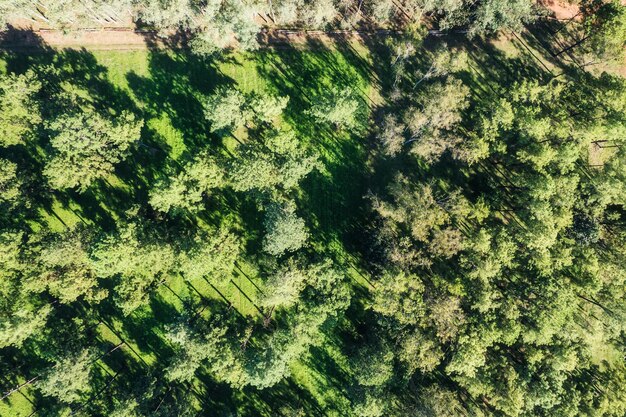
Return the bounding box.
[0,383,36,417]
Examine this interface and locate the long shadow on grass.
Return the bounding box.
[126,50,233,154]
[253,43,372,251]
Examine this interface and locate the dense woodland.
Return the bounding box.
[2,0,626,416]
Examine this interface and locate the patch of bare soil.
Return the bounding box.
[539,0,581,21]
[0,27,171,50]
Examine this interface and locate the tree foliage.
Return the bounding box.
[149,152,224,213]
[308,86,363,129]
[2,8,626,417]
[38,348,95,403]
[92,222,177,314]
[0,70,42,147]
[262,200,309,256]
[44,110,143,191]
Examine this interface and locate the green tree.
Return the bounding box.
[0,299,51,349]
[308,86,362,129]
[204,86,250,132]
[28,229,106,304]
[0,0,33,26]
[0,231,53,348]
[0,159,22,210]
[164,321,229,382]
[404,79,470,163]
[92,223,176,315]
[262,200,309,256]
[417,385,466,417]
[177,227,241,283]
[250,93,289,123]
[0,70,42,147]
[259,258,310,309]
[353,389,388,417]
[136,0,199,29]
[301,0,337,28]
[38,348,95,403]
[371,270,425,326]
[193,0,260,54]
[149,153,224,213]
[469,0,537,36]
[379,114,405,156]
[44,110,143,191]
[555,0,626,61]
[413,46,467,87]
[35,0,133,27]
[228,128,319,192]
[352,342,395,387]
[109,399,141,417]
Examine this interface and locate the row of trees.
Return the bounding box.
[0,63,363,257]
[0,0,558,53]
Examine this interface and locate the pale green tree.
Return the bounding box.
[109,398,141,417]
[36,0,133,27]
[0,160,22,209]
[0,231,53,348]
[28,230,106,304]
[149,153,224,213]
[0,70,42,147]
[250,93,289,123]
[204,86,251,132]
[581,0,626,62]
[0,0,34,26]
[308,86,362,129]
[38,348,95,403]
[378,114,405,156]
[469,0,536,36]
[44,110,143,191]
[91,223,176,315]
[228,129,319,192]
[352,342,395,387]
[404,79,470,163]
[262,200,309,256]
[0,299,52,348]
[301,0,337,28]
[136,0,199,29]
[259,259,309,309]
[177,227,242,283]
[189,0,260,54]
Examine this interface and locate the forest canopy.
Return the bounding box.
[1,0,626,417]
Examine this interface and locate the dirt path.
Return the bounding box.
[0,28,162,50]
[0,23,403,51]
